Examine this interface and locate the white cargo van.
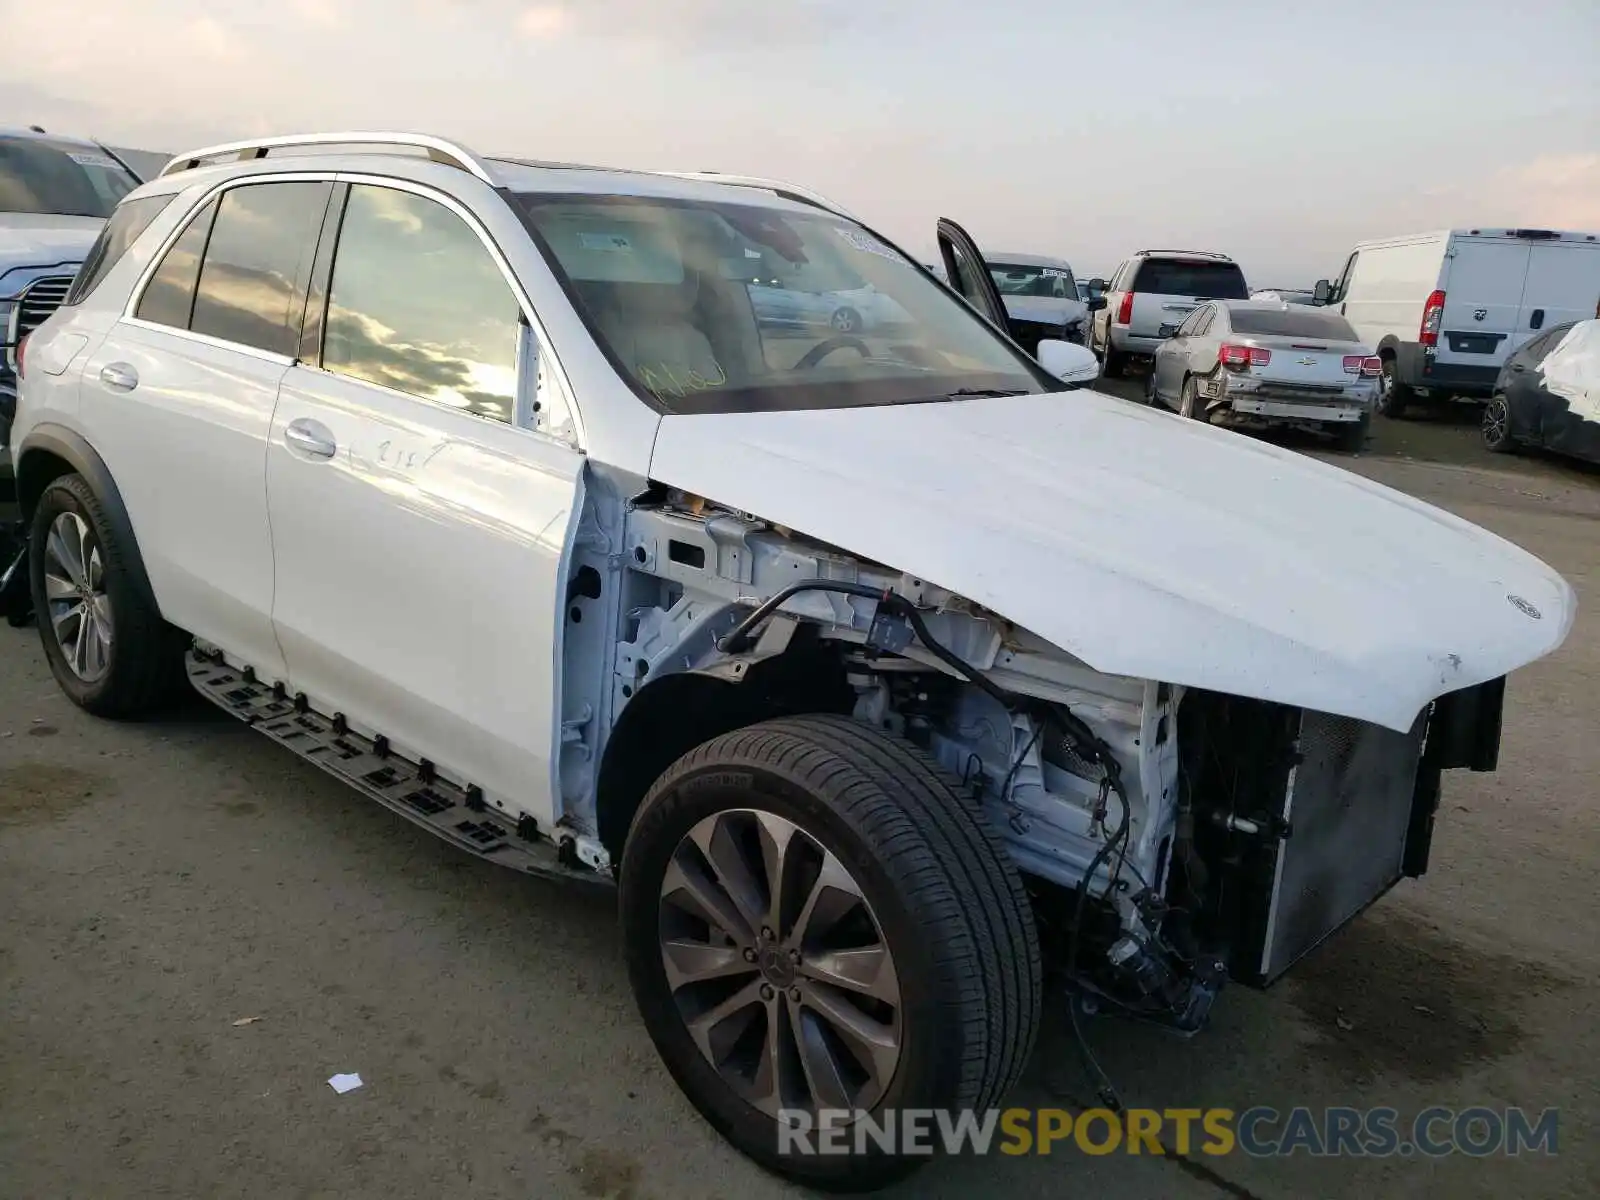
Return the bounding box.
[1315,229,1600,417]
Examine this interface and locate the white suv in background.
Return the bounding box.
[8,132,1574,1191]
[2,128,142,497]
[1090,249,1250,377]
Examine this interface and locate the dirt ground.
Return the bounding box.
[2,392,1597,1199]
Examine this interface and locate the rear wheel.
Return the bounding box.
[1102,340,1127,378]
[1482,395,1516,453]
[29,474,187,717]
[620,715,1041,1190]
[1179,375,1203,419]
[1332,414,1370,453]
[1377,356,1414,418]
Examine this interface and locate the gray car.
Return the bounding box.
[2,128,143,496]
[1147,300,1380,451]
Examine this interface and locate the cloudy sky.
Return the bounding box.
[6,0,1597,283]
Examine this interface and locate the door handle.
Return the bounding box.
[284,418,337,460]
[99,363,138,392]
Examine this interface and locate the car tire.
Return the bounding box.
[1482,395,1516,454]
[620,714,1041,1191]
[1143,369,1158,406]
[28,473,188,718]
[1179,375,1202,419]
[1333,414,1370,453]
[1377,356,1413,419]
[830,307,862,334]
[1102,342,1127,378]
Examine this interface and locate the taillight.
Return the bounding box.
[1116,291,1134,325]
[1419,289,1446,347]
[1219,343,1270,370]
[1343,354,1382,376]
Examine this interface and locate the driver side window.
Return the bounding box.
[1332,253,1359,303]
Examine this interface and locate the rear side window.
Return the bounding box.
[1227,308,1359,340]
[320,184,520,422]
[136,197,217,329]
[65,193,174,305]
[1132,259,1248,299]
[188,182,331,356]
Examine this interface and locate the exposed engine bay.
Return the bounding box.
[561,476,1509,1036]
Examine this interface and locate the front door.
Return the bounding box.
[935,218,1013,334]
[267,180,584,822]
[78,179,332,679]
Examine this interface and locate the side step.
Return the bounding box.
[186,651,610,888]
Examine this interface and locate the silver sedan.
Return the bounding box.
[1147,300,1381,451]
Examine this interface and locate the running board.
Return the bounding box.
[186,651,611,888]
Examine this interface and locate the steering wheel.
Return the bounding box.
[794,336,872,370]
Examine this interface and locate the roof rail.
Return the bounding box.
[1135,248,1233,260]
[657,171,856,219]
[159,131,498,185]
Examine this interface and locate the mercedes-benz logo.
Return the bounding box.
[1508,594,1542,619]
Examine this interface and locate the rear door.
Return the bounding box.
[79,178,332,679]
[1127,257,1249,340]
[1515,241,1600,350]
[1435,237,1528,372]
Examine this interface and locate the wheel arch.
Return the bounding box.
[594,641,855,859]
[16,425,159,612]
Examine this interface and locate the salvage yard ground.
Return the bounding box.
[2,383,1597,1199]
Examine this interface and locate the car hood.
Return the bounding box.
[0,214,101,281]
[649,390,1576,732]
[1001,294,1089,328]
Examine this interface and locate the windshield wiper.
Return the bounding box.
[945,387,1029,399]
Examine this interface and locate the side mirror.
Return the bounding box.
[1037,339,1099,387]
[1086,296,1107,313]
[1157,323,1181,339]
[1313,279,1333,304]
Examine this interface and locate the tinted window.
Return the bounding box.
[65,194,174,305]
[1131,259,1248,299]
[323,185,520,422]
[0,136,139,218]
[1228,308,1359,340]
[1175,308,1204,337]
[1521,324,1576,363]
[190,182,330,356]
[136,197,217,329]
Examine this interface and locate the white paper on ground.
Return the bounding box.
[327,1073,364,1094]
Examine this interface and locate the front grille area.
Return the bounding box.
[6,274,74,368]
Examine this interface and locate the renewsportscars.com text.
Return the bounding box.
[777,1106,1560,1158]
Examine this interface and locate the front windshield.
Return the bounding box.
[0,136,139,218]
[989,262,1076,299]
[515,193,1053,414]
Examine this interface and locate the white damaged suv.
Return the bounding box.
[8,133,1576,1189]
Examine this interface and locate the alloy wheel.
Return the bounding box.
[43,512,113,682]
[658,808,903,1118]
[1483,398,1510,448]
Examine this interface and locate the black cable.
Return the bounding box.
[717,580,888,653]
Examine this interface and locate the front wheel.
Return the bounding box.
[620,715,1041,1191]
[29,473,187,717]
